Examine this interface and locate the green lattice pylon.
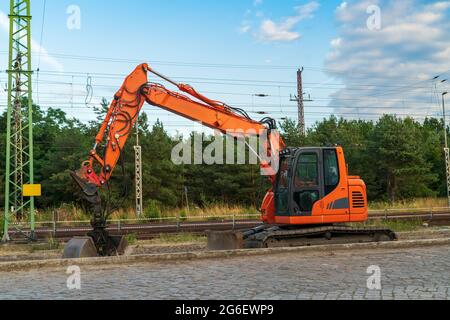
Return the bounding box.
[3,0,35,241]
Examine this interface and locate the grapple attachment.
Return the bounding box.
[62,235,128,259]
[64,170,129,258]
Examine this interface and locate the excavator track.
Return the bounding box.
[207,225,398,250]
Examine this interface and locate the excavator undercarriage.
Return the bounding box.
[207,225,398,251]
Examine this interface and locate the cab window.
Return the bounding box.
[293,153,319,213]
[275,158,290,214]
[294,153,318,188]
[278,158,290,189]
[324,149,340,195]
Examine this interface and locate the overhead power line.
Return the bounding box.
[2,50,449,81]
[30,70,449,90]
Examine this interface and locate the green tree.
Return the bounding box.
[370,115,438,202]
[279,118,305,147]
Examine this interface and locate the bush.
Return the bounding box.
[144,200,162,220]
[179,210,187,221]
[125,233,137,245]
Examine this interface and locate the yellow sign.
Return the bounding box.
[22,184,42,197]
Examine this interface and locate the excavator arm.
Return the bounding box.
[68,63,284,257]
[73,63,284,190]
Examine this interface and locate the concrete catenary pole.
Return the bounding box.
[297,68,305,136]
[442,92,450,208]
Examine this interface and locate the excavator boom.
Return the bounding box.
[75,63,283,188]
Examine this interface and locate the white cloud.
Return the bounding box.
[325,0,450,119]
[330,37,342,48]
[259,20,302,41]
[0,11,64,72]
[239,22,251,34]
[296,1,321,20]
[253,0,263,6]
[32,41,65,72]
[256,1,320,42]
[337,2,348,10]
[426,1,450,11]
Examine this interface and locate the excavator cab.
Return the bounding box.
[272,146,369,225]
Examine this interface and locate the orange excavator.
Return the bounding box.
[63,64,396,258]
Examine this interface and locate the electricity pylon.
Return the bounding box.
[3,0,36,241]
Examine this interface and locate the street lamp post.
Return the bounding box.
[442,92,450,208]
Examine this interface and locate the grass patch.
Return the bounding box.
[35,204,91,223]
[369,198,448,210]
[150,233,206,245]
[34,203,259,223]
[363,219,424,232]
[154,204,259,221]
[31,238,61,252]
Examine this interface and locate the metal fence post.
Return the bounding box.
[52,210,57,238]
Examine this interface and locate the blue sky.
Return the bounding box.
[1,0,450,135]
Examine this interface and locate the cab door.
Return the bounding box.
[322,148,351,221]
[274,156,292,216]
[291,149,323,216]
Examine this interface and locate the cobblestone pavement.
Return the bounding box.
[1,245,450,300]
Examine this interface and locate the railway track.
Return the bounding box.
[7,210,450,242]
[8,219,262,242]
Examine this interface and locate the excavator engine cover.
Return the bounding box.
[207,231,245,251]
